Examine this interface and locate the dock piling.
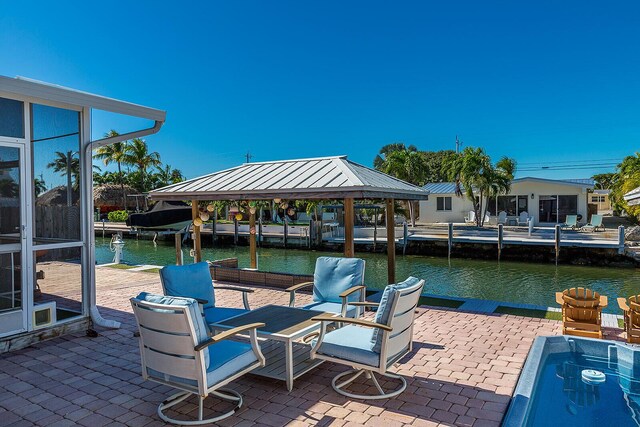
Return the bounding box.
[619,226,625,254]
[403,222,408,255]
[554,224,561,265]
[498,223,504,261]
[448,223,453,258]
[233,217,239,245]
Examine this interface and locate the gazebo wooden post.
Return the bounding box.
[386,198,396,284]
[191,200,202,263]
[344,198,355,257]
[249,204,257,269]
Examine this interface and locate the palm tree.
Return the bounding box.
[47,151,80,189]
[376,147,426,226]
[443,147,516,227]
[34,178,46,197]
[93,130,130,209]
[153,164,185,188]
[373,143,419,170]
[123,138,161,192]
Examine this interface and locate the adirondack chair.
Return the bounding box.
[563,215,578,230]
[517,211,529,226]
[617,295,640,344]
[497,211,508,225]
[555,288,607,339]
[580,214,605,232]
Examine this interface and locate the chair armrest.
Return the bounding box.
[339,285,366,299]
[349,301,380,307]
[215,285,255,293]
[555,292,564,306]
[599,295,608,309]
[618,297,630,311]
[286,281,314,292]
[195,322,265,351]
[287,281,314,307]
[311,315,392,332]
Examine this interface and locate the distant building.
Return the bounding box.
[418,177,593,226]
[590,189,612,214]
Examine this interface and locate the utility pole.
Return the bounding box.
[245,151,253,163]
[455,135,462,154]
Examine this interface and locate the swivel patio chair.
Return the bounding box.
[464,211,476,225]
[555,287,608,339]
[287,256,366,318]
[130,292,265,425]
[617,295,640,344]
[160,262,253,325]
[310,277,425,400]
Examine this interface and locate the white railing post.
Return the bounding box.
[619,225,625,254]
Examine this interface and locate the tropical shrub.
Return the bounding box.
[108,210,129,222]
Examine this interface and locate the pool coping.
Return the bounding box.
[502,336,636,426]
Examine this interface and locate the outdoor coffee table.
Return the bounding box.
[210,304,331,391]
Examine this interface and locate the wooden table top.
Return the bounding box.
[217,305,326,337]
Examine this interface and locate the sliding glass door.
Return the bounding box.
[0,143,27,336]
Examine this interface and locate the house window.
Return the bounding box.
[0,97,24,138]
[436,196,452,211]
[487,195,526,216]
[591,196,606,203]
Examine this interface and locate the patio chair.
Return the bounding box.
[310,277,425,400]
[287,256,366,318]
[555,287,607,339]
[130,292,265,425]
[563,215,578,230]
[464,211,476,224]
[580,214,605,232]
[517,212,529,226]
[497,211,508,225]
[160,262,253,325]
[617,295,640,344]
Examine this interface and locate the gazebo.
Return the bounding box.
[149,156,429,284]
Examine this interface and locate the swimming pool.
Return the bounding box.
[95,238,640,312]
[504,336,640,426]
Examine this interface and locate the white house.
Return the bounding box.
[418,177,593,226]
[0,76,165,351]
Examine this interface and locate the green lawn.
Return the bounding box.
[494,306,562,321]
[418,296,464,309]
[104,264,136,270]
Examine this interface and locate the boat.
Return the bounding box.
[126,201,193,230]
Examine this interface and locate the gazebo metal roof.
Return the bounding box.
[149,156,429,201]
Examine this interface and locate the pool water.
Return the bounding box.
[526,352,640,426]
[95,238,640,312]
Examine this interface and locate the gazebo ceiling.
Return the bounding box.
[149,156,429,201]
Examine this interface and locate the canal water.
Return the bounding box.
[95,238,640,312]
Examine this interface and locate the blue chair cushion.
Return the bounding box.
[147,340,258,389]
[160,262,215,309]
[371,277,422,353]
[302,301,357,318]
[204,307,248,324]
[313,325,380,367]
[312,257,365,304]
[134,292,210,368]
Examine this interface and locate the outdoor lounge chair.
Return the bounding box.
[310,277,425,399]
[555,287,608,339]
[617,295,640,344]
[563,214,578,230]
[160,262,253,325]
[464,211,476,224]
[580,214,605,232]
[287,256,366,318]
[130,292,265,425]
[517,212,529,226]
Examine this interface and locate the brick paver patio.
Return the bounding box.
[0,266,619,426]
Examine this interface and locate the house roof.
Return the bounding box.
[0,76,166,122]
[422,177,592,195]
[624,186,640,206]
[149,156,429,201]
[423,182,461,194]
[593,189,611,195]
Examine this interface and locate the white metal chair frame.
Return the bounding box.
[309,279,425,400]
[131,298,266,425]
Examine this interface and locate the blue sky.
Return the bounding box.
[1,1,639,180]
